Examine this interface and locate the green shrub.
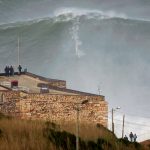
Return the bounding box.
[133,142,142,149]
[118,138,131,146]
[43,124,77,150]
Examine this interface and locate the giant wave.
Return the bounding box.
[0,7,150,65]
[1,8,150,30]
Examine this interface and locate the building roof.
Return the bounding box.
[0,72,103,97]
[0,72,65,83]
[37,83,101,96]
[25,72,66,83]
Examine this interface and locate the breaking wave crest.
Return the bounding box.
[1,7,150,31]
[53,7,128,20]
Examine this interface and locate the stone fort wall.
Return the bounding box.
[0,91,108,127]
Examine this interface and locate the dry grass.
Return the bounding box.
[0,118,54,150]
[140,140,150,150]
[0,115,145,150]
[58,121,115,141]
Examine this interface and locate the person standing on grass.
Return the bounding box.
[124,135,128,141]
[133,133,137,142]
[129,132,134,142]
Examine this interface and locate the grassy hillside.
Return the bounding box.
[140,140,150,150]
[0,113,145,150]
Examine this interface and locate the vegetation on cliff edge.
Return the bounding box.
[0,113,145,150]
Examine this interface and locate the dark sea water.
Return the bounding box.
[0,1,150,141]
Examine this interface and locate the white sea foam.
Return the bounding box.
[54,7,128,21]
[70,17,85,58]
[1,7,150,30]
[54,8,127,58]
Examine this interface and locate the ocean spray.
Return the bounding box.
[70,17,85,58]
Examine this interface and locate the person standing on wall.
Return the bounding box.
[7,66,10,76]
[18,65,22,74]
[4,66,8,76]
[10,66,14,76]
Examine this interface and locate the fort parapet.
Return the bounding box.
[0,72,108,127]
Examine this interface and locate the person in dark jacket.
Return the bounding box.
[129,132,134,142]
[124,135,128,141]
[10,66,14,76]
[4,66,8,76]
[4,66,10,76]
[18,65,22,74]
